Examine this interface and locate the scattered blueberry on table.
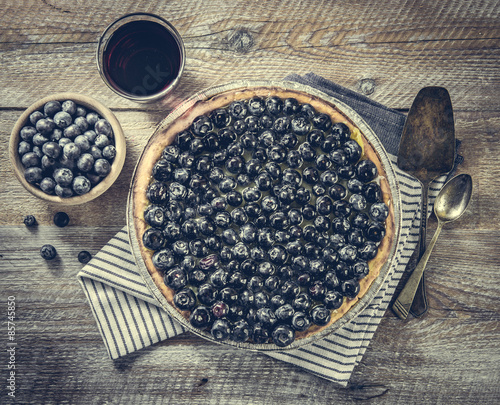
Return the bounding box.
[40,244,57,260]
[78,251,92,264]
[17,100,116,198]
[53,212,70,227]
[23,215,37,227]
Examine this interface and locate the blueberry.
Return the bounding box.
[61,100,77,115]
[265,96,283,115]
[330,122,350,144]
[256,307,277,327]
[332,200,351,217]
[86,112,100,126]
[72,176,91,195]
[356,159,378,183]
[76,154,95,173]
[63,124,82,139]
[53,111,73,128]
[301,205,316,221]
[310,305,331,326]
[225,156,244,174]
[226,190,243,207]
[298,142,316,161]
[272,116,290,134]
[21,152,40,168]
[344,139,362,164]
[339,244,358,263]
[363,182,383,203]
[174,288,197,310]
[295,187,311,205]
[78,250,92,264]
[36,118,56,135]
[229,101,248,119]
[189,239,208,257]
[312,113,332,131]
[89,145,103,160]
[94,134,110,149]
[272,324,295,347]
[210,108,231,128]
[102,145,116,160]
[53,168,73,187]
[18,141,32,156]
[23,215,37,227]
[252,322,270,344]
[51,129,63,142]
[280,280,300,299]
[309,280,326,301]
[143,228,164,250]
[197,283,218,306]
[316,195,333,215]
[63,142,81,160]
[365,221,386,242]
[29,111,44,126]
[341,279,360,299]
[40,244,57,260]
[19,126,37,142]
[215,211,231,228]
[32,132,49,147]
[146,181,169,205]
[370,202,389,222]
[291,312,311,332]
[245,115,260,133]
[74,116,89,133]
[211,319,231,341]
[43,101,61,117]
[232,320,251,342]
[291,116,311,136]
[328,184,346,200]
[324,290,344,310]
[40,141,61,159]
[330,148,347,166]
[94,119,113,136]
[189,306,212,328]
[350,193,367,211]
[94,158,111,176]
[240,223,258,244]
[316,155,332,171]
[152,248,175,270]
[358,242,379,261]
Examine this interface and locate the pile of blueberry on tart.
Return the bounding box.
[15,99,116,198]
[132,85,395,349]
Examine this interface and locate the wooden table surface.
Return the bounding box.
[1,0,499,403]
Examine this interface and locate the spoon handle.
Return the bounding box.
[393,221,443,320]
[410,183,430,317]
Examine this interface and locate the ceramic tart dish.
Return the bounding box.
[127,80,401,351]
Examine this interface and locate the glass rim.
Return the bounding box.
[96,12,186,103]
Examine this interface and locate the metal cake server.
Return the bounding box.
[393,87,456,320]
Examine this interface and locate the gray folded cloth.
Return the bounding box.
[77,73,450,386]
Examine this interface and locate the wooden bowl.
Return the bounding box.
[9,92,126,205]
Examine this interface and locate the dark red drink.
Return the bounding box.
[98,15,184,101]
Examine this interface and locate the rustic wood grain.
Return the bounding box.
[1,0,499,403]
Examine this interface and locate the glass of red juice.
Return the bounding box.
[97,13,185,103]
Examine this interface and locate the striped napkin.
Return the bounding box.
[77,73,455,386]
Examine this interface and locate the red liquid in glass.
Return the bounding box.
[103,20,182,97]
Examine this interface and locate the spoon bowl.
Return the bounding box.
[393,173,473,319]
[434,174,473,223]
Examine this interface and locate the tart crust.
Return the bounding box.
[132,86,395,343]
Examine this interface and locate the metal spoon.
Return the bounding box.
[393,174,473,319]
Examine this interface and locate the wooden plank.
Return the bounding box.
[1,225,499,403]
[0,0,499,109]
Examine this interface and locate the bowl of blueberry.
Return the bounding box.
[9,93,126,204]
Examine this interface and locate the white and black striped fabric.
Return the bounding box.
[77,74,452,386]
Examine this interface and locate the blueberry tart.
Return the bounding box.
[131,82,397,349]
